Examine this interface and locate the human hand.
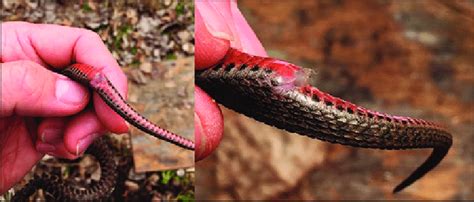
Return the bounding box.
[0,22,128,194]
[194,0,267,161]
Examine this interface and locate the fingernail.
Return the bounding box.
[56,76,86,105]
[76,133,98,156]
[196,4,233,41]
[40,128,62,144]
[36,143,56,153]
[125,121,131,132]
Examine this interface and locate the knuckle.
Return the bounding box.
[10,60,46,99]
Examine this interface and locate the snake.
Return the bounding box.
[195,48,453,193]
[12,63,194,201]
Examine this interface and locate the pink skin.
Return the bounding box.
[195,86,223,160]
[0,22,128,194]
[195,0,266,161]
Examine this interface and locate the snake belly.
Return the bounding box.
[62,64,195,150]
[195,48,453,193]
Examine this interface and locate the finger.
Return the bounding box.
[93,93,129,133]
[35,117,79,159]
[37,117,65,147]
[0,60,89,117]
[197,0,265,55]
[0,117,43,194]
[35,110,105,159]
[201,0,245,50]
[195,4,230,69]
[195,86,223,161]
[229,0,267,57]
[196,0,234,41]
[1,22,128,133]
[63,110,106,157]
[63,27,128,134]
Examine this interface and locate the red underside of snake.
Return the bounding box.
[195,48,453,193]
[13,64,194,200]
[63,63,194,150]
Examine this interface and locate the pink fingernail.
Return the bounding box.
[196,3,233,41]
[124,121,131,132]
[56,76,87,105]
[76,133,98,156]
[36,143,56,153]
[40,128,62,144]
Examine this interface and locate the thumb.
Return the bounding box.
[1,60,89,117]
[195,86,223,161]
[195,4,230,69]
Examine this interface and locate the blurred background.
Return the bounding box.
[1,0,194,200]
[196,0,473,200]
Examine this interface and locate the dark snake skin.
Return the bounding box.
[195,48,453,193]
[12,137,117,201]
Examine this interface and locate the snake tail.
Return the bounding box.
[195,48,453,192]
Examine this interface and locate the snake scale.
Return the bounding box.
[12,64,194,201]
[195,48,453,193]
[12,137,117,201]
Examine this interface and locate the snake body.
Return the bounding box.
[12,137,117,201]
[63,64,195,150]
[13,64,194,200]
[195,48,452,193]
